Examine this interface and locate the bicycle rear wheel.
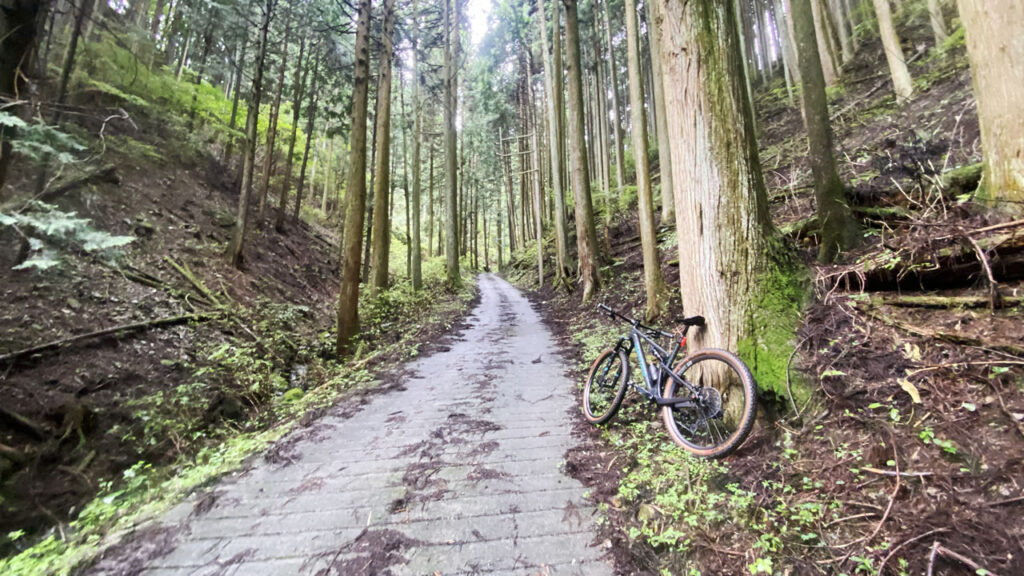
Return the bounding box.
[660,348,756,458]
[582,348,629,424]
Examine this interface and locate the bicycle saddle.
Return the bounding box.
[682,315,705,327]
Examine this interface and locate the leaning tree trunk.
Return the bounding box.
[872,0,913,103]
[223,35,248,169]
[792,0,860,261]
[957,0,1024,213]
[227,0,273,269]
[625,0,668,319]
[443,0,461,289]
[275,35,306,232]
[652,0,805,397]
[536,0,571,289]
[336,0,373,355]
[368,0,396,295]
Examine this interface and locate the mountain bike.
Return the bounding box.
[582,304,757,458]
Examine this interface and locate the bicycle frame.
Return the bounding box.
[613,326,702,408]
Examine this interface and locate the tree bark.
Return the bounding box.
[872,0,913,103]
[957,0,1023,212]
[443,0,461,288]
[927,0,947,47]
[536,0,570,287]
[653,0,804,391]
[293,55,320,225]
[565,0,601,302]
[275,35,307,232]
[223,34,248,168]
[601,0,626,195]
[625,0,668,319]
[792,0,860,261]
[336,0,372,354]
[369,0,396,294]
[645,0,675,223]
[259,22,291,219]
[410,0,423,290]
[227,0,274,269]
[810,0,838,85]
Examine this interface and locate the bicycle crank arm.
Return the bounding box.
[654,397,697,408]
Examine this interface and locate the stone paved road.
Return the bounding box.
[93,274,613,576]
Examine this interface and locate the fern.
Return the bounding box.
[0,202,135,270]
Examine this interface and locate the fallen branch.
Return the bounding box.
[861,466,934,478]
[983,495,1024,508]
[877,528,950,576]
[927,541,1001,576]
[164,257,223,307]
[0,312,216,365]
[0,441,28,463]
[865,445,901,547]
[0,406,48,439]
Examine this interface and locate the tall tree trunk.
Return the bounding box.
[410,0,423,290]
[224,35,248,168]
[829,0,853,62]
[321,136,333,213]
[653,0,804,394]
[871,0,912,103]
[775,0,798,105]
[293,55,320,225]
[369,0,396,294]
[259,23,291,219]
[601,0,626,195]
[55,0,94,115]
[188,18,216,129]
[427,140,434,258]
[810,0,838,85]
[645,0,675,223]
[443,0,461,288]
[227,0,274,269]
[625,0,668,319]
[275,35,307,232]
[926,0,947,47]
[536,0,570,287]
[565,0,601,302]
[527,51,545,287]
[150,0,167,37]
[732,0,759,134]
[336,0,372,354]
[792,0,860,261]
[957,0,1024,212]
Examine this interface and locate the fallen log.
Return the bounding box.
[823,229,1024,292]
[855,304,1024,358]
[36,164,119,204]
[875,294,1024,309]
[0,312,216,365]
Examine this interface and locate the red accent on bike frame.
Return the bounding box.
[679,336,687,348]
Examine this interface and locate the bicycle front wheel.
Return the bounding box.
[582,348,629,424]
[660,348,757,458]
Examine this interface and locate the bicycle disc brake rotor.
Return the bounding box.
[696,387,723,419]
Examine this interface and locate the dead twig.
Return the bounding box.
[861,466,934,478]
[927,541,1001,576]
[965,234,999,310]
[865,445,901,546]
[877,528,950,576]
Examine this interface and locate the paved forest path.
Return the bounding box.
[93,274,612,575]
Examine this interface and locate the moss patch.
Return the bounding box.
[736,242,811,407]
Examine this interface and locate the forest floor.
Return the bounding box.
[506,21,1024,576]
[0,96,477,571]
